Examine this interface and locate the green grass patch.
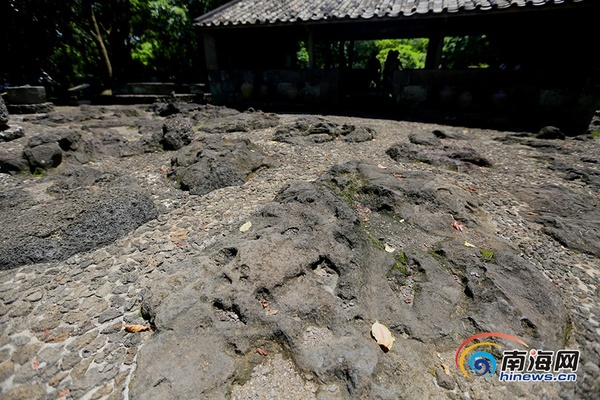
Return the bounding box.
[479,249,494,260]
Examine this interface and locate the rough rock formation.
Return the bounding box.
[168,136,280,196]
[131,161,568,399]
[0,169,157,269]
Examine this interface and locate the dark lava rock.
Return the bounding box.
[131,161,568,399]
[536,126,566,140]
[408,133,441,147]
[168,137,280,196]
[0,150,28,174]
[199,109,280,134]
[23,142,63,171]
[0,126,25,142]
[0,175,158,270]
[386,141,491,172]
[161,115,194,150]
[274,116,376,144]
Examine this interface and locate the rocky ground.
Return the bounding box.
[0,101,598,399]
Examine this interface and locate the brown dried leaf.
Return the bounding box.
[260,299,269,308]
[371,321,395,351]
[256,348,268,356]
[124,324,152,333]
[266,309,279,316]
[32,358,39,370]
[57,389,71,398]
[452,220,465,232]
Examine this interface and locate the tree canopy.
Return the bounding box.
[0,0,228,92]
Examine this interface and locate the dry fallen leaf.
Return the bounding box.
[442,363,451,375]
[256,348,268,356]
[377,164,388,169]
[124,324,152,333]
[464,241,476,248]
[57,389,70,398]
[260,299,269,308]
[384,244,395,253]
[32,358,39,370]
[452,220,465,232]
[371,321,395,351]
[239,221,252,232]
[266,309,279,316]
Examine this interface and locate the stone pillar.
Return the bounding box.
[5,86,54,114]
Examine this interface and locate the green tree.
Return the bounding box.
[1,0,227,91]
[441,35,491,69]
[375,39,428,69]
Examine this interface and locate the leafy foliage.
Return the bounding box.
[0,0,228,91]
[441,35,492,69]
[375,39,428,69]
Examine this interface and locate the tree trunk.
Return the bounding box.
[90,6,113,81]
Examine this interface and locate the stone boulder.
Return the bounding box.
[536,126,566,140]
[0,149,28,174]
[161,115,194,150]
[0,172,158,269]
[131,161,568,399]
[23,142,63,172]
[168,136,280,196]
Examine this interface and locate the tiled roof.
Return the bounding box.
[195,0,585,27]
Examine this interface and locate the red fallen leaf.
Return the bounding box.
[526,211,539,216]
[256,348,268,356]
[465,188,477,193]
[452,220,465,232]
[57,389,70,398]
[32,358,39,370]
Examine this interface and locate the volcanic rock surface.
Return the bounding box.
[0,103,597,400]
